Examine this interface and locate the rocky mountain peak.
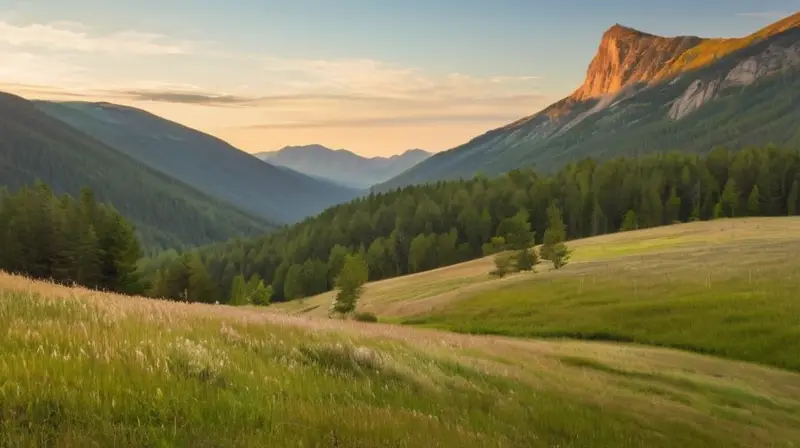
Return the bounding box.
[570,25,703,101]
[602,23,653,39]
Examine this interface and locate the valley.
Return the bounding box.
[2,218,800,446]
[1,6,799,447]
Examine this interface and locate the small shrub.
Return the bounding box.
[550,243,572,270]
[490,252,516,278]
[353,312,378,323]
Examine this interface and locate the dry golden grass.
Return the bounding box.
[2,269,800,446]
[276,217,800,319]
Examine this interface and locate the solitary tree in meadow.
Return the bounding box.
[333,253,369,315]
[540,203,566,259]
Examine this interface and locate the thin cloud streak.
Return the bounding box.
[736,11,793,19]
[239,113,534,130]
[0,20,191,55]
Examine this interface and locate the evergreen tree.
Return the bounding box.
[515,247,538,272]
[541,203,566,261]
[721,178,739,217]
[327,245,349,288]
[620,210,639,232]
[788,180,799,216]
[333,254,368,315]
[550,243,572,270]
[229,274,248,306]
[284,264,304,300]
[748,185,761,216]
[187,254,218,303]
[664,187,682,224]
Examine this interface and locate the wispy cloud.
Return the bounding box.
[736,11,792,19]
[0,20,191,55]
[239,113,533,130]
[0,18,550,152]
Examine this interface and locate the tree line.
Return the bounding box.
[0,182,143,294]
[138,146,800,305]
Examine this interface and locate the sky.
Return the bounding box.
[0,0,797,156]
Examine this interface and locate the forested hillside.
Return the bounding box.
[379,14,800,190]
[37,101,362,223]
[0,92,273,252]
[0,183,143,294]
[146,146,800,304]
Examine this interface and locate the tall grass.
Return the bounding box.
[2,274,800,446]
[408,239,800,371]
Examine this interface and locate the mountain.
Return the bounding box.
[379,12,800,190]
[257,145,431,188]
[0,92,272,251]
[36,102,362,224]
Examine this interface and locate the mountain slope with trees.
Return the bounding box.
[379,13,800,190]
[145,145,800,305]
[0,183,144,294]
[257,145,431,189]
[37,102,362,223]
[0,92,272,252]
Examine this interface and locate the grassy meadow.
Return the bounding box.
[3,270,800,446]
[3,218,800,446]
[404,218,800,371]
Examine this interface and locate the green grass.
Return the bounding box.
[3,274,800,446]
[407,237,800,372]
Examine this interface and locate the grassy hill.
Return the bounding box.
[379,15,800,190]
[278,218,800,371]
[2,270,800,446]
[0,92,272,251]
[36,101,362,224]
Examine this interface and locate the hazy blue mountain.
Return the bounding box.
[36,102,362,224]
[0,92,273,251]
[257,145,431,189]
[378,12,800,191]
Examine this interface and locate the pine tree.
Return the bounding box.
[284,264,304,300]
[333,254,368,315]
[620,210,639,232]
[187,254,218,303]
[541,203,566,260]
[550,243,572,270]
[788,180,799,216]
[748,185,761,216]
[515,247,538,272]
[721,178,739,217]
[664,187,681,224]
[229,274,248,306]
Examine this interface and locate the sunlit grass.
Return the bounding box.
[408,237,800,371]
[2,272,800,446]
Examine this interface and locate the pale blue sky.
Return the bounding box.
[0,0,797,155]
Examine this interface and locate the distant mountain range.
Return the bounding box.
[0,92,272,251]
[378,12,800,191]
[35,102,362,224]
[256,145,431,189]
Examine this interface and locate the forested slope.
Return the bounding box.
[145,146,800,304]
[379,14,800,189]
[0,92,273,252]
[37,101,362,223]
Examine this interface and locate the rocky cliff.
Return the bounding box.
[377,12,800,191]
[571,25,703,101]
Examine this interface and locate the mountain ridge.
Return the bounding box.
[377,12,800,191]
[258,145,431,189]
[0,92,273,251]
[36,101,362,224]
